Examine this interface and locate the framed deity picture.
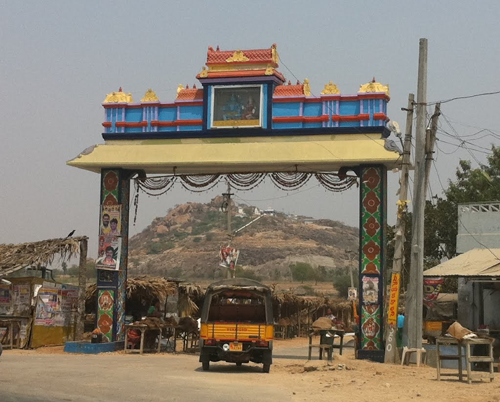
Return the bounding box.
[211,85,263,129]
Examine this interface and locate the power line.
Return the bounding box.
[428,89,500,106]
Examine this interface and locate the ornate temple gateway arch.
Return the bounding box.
[68,44,399,361]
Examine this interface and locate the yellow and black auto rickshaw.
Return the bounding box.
[199,278,274,373]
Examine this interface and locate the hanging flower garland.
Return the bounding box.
[315,173,358,192]
[227,173,267,190]
[179,175,221,192]
[269,172,312,191]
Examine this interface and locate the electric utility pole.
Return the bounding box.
[424,103,441,200]
[406,38,428,349]
[384,93,414,364]
[223,181,233,236]
[222,181,234,278]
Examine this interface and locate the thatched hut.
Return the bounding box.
[272,291,357,337]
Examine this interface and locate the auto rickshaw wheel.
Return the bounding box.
[263,363,270,373]
[202,361,210,371]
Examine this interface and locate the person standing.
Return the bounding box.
[397,311,405,348]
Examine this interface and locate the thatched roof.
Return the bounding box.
[178,282,204,298]
[86,276,177,304]
[273,292,355,311]
[0,236,88,277]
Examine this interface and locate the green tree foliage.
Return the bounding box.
[289,262,315,283]
[386,146,500,291]
[332,270,359,298]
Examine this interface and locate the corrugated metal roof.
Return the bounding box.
[423,248,500,277]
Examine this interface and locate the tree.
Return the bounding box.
[386,145,500,292]
[61,261,67,275]
[289,262,315,283]
[332,272,359,298]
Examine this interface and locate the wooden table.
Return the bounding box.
[308,329,345,361]
[436,336,495,383]
[124,323,176,355]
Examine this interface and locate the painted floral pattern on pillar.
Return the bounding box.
[102,171,119,205]
[359,166,385,351]
[361,304,382,349]
[360,168,382,275]
[97,289,114,342]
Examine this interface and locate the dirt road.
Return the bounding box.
[1,338,498,402]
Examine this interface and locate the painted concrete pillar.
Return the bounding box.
[96,169,130,342]
[358,165,387,361]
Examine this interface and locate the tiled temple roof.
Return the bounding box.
[274,81,308,97]
[176,86,203,101]
[197,44,285,82]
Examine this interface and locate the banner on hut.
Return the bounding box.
[423,277,444,307]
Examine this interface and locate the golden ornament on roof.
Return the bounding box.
[265,65,274,75]
[303,78,311,96]
[103,89,133,104]
[271,43,279,64]
[226,50,249,62]
[141,88,159,102]
[321,81,341,95]
[359,79,390,96]
[177,84,185,94]
[199,66,208,78]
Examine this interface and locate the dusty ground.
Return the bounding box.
[4,336,499,402]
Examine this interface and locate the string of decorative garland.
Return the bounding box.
[137,176,177,196]
[179,175,221,192]
[227,173,267,190]
[269,172,312,191]
[132,172,358,224]
[133,172,357,194]
[315,173,358,192]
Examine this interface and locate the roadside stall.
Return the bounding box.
[0,237,87,348]
[86,276,184,352]
[0,277,79,348]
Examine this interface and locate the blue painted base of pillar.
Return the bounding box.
[64,341,125,354]
[357,349,385,363]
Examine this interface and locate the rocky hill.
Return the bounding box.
[128,197,359,281]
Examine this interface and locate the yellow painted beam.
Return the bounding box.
[67,134,400,175]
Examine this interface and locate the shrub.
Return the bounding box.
[332,274,358,298]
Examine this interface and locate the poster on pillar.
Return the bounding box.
[96,236,121,271]
[100,205,122,236]
[362,276,379,305]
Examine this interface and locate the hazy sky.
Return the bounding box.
[1,1,500,258]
